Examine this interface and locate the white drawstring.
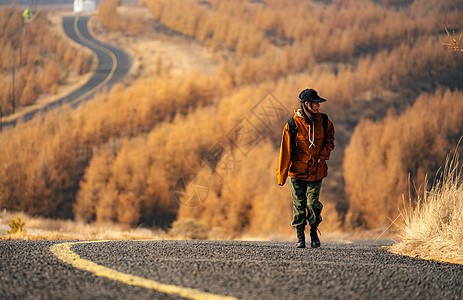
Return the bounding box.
[296,109,316,148]
[308,124,316,148]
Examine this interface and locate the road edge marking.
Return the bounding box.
[50,241,238,300]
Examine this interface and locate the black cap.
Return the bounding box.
[299,89,327,103]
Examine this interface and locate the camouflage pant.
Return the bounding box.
[289,177,323,229]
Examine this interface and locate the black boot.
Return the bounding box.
[310,226,320,248]
[296,228,305,248]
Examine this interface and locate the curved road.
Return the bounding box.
[3,15,130,127]
[1,240,462,299]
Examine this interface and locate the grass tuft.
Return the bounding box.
[390,146,463,264]
[6,216,26,235]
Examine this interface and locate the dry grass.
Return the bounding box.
[0,210,396,242]
[0,211,230,241]
[0,210,167,241]
[390,149,463,265]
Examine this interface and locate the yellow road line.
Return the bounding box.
[50,241,238,300]
[69,15,118,106]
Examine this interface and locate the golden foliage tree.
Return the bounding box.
[344,90,463,228]
[74,49,92,75]
[98,0,122,31]
[41,60,62,94]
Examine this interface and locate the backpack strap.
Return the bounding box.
[320,113,328,137]
[320,113,328,150]
[287,117,298,158]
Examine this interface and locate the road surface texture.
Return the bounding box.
[1,240,462,299]
[3,15,130,127]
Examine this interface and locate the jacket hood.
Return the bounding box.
[295,109,320,120]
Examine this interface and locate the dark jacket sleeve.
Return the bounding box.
[319,118,335,161]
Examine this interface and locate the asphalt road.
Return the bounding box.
[1,240,462,299]
[3,15,130,127]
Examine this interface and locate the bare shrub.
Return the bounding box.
[169,218,209,240]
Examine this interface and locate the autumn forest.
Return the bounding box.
[1,0,462,238]
[0,5,92,115]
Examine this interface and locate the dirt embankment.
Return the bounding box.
[88,6,218,84]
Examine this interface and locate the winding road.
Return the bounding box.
[1,240,462,299]
[3,15,130,127]
[1,13,462,300]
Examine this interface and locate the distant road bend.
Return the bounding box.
[0,240,462,299]
[2,15,130,127]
